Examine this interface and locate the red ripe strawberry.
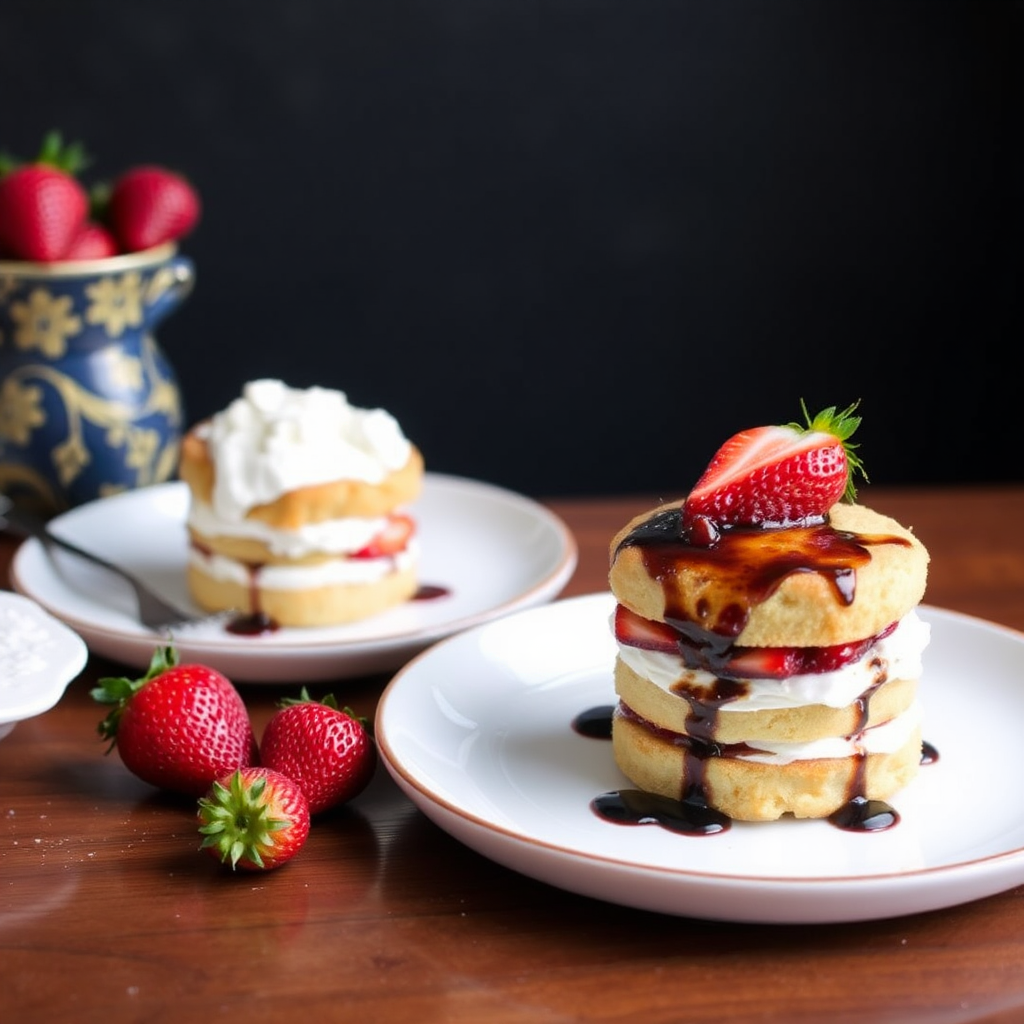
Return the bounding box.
[198,767,310,871]
[0,131,91,262]
[108,165,201,252]
[682,401,867,538]
[353,513,415,559]
[64,221,119,260]
[260,690,376,814]
[0,164,89,261]
[92,645,258,796]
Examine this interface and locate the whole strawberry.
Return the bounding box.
[64,220,119,260]
[198,767,310,871]
[92,645,258,796]
[681,400,867,543]
[107,165,200,252]
[260,689,376,815]
[0,131,90,261]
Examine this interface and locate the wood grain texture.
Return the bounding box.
[2,486,1023,1023]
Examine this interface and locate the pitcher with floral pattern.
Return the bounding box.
[0,243,193,516]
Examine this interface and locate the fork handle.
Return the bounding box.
[1,503,138,584]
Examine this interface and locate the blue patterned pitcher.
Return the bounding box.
[0,243,193,516]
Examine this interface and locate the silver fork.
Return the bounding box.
[0,496,213,633]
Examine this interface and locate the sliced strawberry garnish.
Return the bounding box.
[681,401,866,536]
[352,513,415,559]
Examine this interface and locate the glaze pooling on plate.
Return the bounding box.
[376,594,1024,924]
[10,475,577,683]
[0,591,88,737]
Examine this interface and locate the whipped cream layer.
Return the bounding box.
[726,701,920,765]
[188,542,418,591]
[188,499,387,560]
[201,379,413,521]
[617,698,921,765]
[616,610,930,713]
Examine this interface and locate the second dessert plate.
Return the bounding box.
[10,474,577,683]
[376,593,1024,924]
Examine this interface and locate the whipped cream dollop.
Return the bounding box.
[616,610,931,713]
[200,379,413,521]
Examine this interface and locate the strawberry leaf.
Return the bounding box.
[36,130,90,176]
[788,399,868,502]
[198,768,310,871]
[91,644,180,746]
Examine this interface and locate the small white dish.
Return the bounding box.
[0,591,88,740]
[376,593,1024,924]
[10,475,577,684]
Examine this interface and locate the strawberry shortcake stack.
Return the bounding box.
[607,402,931,826]
[179,379,423,628]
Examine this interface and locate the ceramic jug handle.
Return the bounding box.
[146,255,196,329]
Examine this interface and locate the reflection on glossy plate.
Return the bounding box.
[10,475,577,684]
[0,591,88,740]
[376,592,1024,924]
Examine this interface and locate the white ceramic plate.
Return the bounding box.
[376,593,1024,924]
[9,475,577,683]
[0,591,88,741]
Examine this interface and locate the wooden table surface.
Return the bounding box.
[3,485,1024,1024]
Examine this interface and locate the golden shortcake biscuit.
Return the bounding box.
[179,427,424,527]
[609,501,929,648]
[180,379,424,629]
[611,710,923,822]
[186,559,418,628]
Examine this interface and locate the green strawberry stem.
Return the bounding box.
[0,129,90,178]
[91,644,180,749]
[197,770,289,870]
[276,686,371,732]
[789,399,868,503]
[37,130,90,174]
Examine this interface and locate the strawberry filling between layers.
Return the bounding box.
[613,607,929,765]
[186,500,418,589]
[188,499,414,557]
[614,607,930,713]
[614,603,900,680]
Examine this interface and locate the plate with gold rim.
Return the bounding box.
[9,475,577,683]
[376,592,1024,924]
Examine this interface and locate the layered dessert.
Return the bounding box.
[606,403,930,825]
[179,379,423,628]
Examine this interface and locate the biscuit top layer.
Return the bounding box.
[180,379,423,527]
[609,501,929,648]
[181,382,423,532]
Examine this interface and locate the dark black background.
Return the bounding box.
[2,1,1020,497]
